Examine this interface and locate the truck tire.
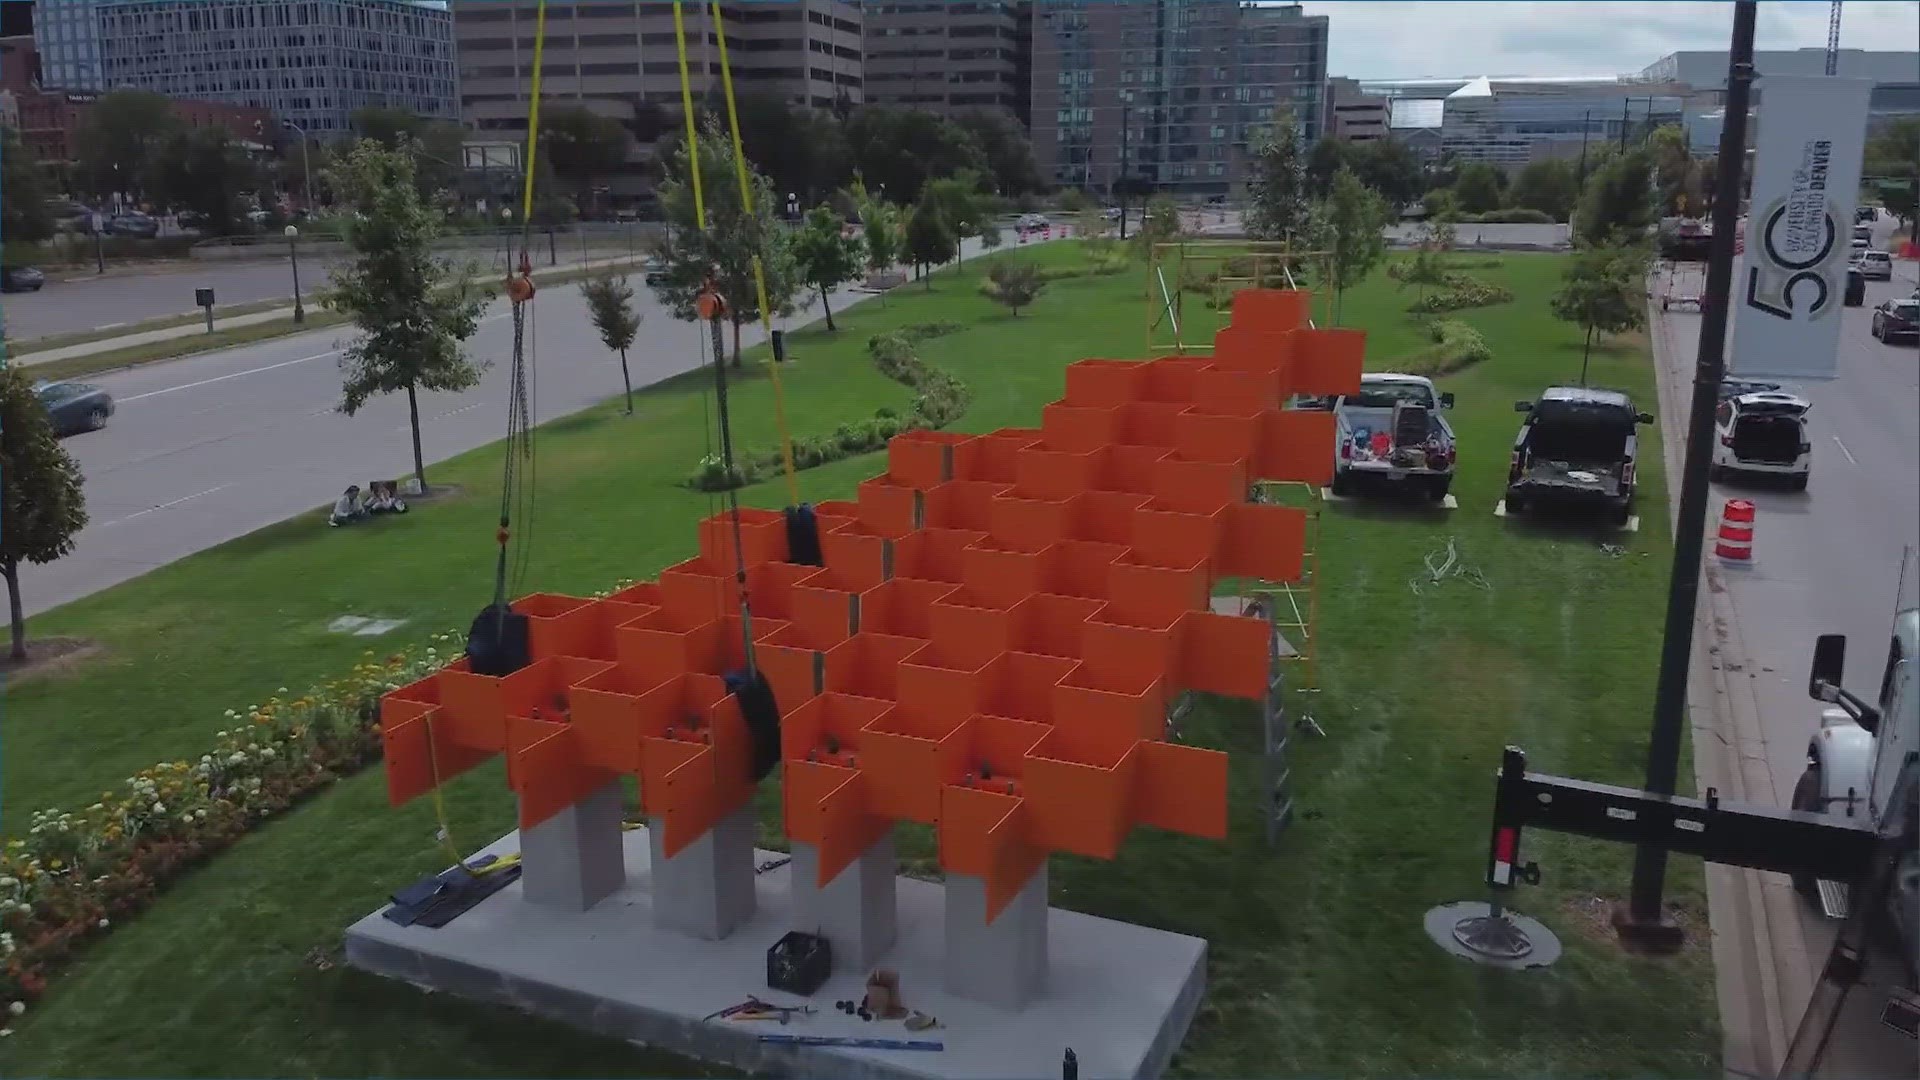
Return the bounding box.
[1611,502,1633,529]
[1503,493,1526,515]
[1790,472,1809,491]
[1426,475,1452,503]
[1789,765,1821,900]
[1330,472,1353,498]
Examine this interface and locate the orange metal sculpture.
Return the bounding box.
[381,288,1361,921]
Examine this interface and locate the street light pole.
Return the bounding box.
[1615,0,1757,953]
[1118,102,1132,241]
[285,224,305,324]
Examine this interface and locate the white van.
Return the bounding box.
[1712,390,1811,489]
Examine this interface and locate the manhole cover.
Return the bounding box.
[1424,900,1561,970]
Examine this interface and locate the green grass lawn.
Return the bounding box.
[1,243,1717,1076]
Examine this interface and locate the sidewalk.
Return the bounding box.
[18,253,643,369]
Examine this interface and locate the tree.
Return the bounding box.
[1572,149,1657,247]
[1551,245,1648,385]
[1864,116,1917,179]
[980,260,1045,316]
[542,104,632,195]
[1397,218,1455,306]
[322,140,490,493]
[952,110,1043,197]
[843,106,987,203]
[1507,159,1579,221]
[654,117,802,364]
[1305,136,1351,199]
[1,128,56,248]
[0,365,88,661]
[580,273,642,415]
[155,127,259,236]
[790,204,863,331]
[1246,107,1309,244]
[1453,163,1504,214]
[1346,138,1424,209]
[1311,167,1392,323]
[1645,123,1699,216]
[921,171,992,260]
[846,178,900,294]
[350,105,468,204]
[904,196,956,289]
[1135,193,1183,255]
[665,89,849,205]
[73,89,180,204]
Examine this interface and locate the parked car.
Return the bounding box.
[175,210,209,231]
[1853,223,1874,243]
[1504,387,1653,527]
[1328,372,1458,502]
[1857,250,1894,281]
[643,257,669,287]
[1872,297,1920,344]
[1018,213,1049,231]
[1711,391,1812,489]
[1102,206,1122,221]
[1855,205,1878,225]
[33,381,115,436]
[0,266,45,292]
[1850,236,1870,257]
[1845,266,1867,306]
[105,212,160,238]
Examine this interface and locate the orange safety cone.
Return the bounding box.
[1044,225,1053,241]
[1018,228,1028,245]
[1714,498,1755,563]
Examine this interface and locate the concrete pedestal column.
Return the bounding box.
[649,806,757,940]
[518,780,626,913]
[942,863,1049,1012]
[789,834,898,974]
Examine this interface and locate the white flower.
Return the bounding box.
[261,748,276,760]
[181,814,194,824]
[229,753,246,765]
[225,709,238,719]
[0,877,15,888]
[195,809,208,820]
[200,755,212,765]
[217,729,229,737]
[89,803,105,812]
[151,802,165,815]
[7,1001,23,1017]
[277,687,289,694]
[97,918,110,929]
[1,1028,12,1037]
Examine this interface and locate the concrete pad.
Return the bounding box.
[354,618,407,636]
[345,826,1206,1080]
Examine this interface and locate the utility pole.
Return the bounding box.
[1118,102,1131,241]
[1615,0,1757,954]
[1619,96,1632,149]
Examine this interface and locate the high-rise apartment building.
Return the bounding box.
[861,1,1026,126]
[1031,0,1328,198]
[454,0,862,136]
[35,0,457,136]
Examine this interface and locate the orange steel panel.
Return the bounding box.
[1216,503,1307,583]
[819,520,891,589]
[1152,452,1248,513]
[1176,611,1272,700]
[987,492,1074,550]
[1130,502,1224,567]
[607,580,665,608]
[978,653,1077,725]
[860,576,954,640]
[1211,327,1295,376]
[953,428,1042,483]
[1117,401,1186,448]
[888,429,974,487]
[897,639,1000,725]
[571,663,672,773]
[1133,740,1230,840]
[1013,445,1107,501]
[1067,490,1152,544]
[1142,356,1212,403]
[1231,288,1311,331]
[1062,358,1148,407]
[1106,554,1212,624]
[782,691,893,765]
[823,632,928,701]
[861,705,968,823]
[923,479,1012,532]
[893,527,985,585]
[1096,444,1174,496]
[1041,540,1127,602]
[1023,735,1141,859]
[928,587,1016,670]
[1079,601,1185,683]
[785,761,890,886]
[513,593,593,660]
[699,507,789,569]
[1039,402,1125,452]
[747,561,822,621]
[1009,592,1102,660]
[659,557,735,622]
[1286,327,1366,397]
[855,476,922,537]
[938,783,1046,922]
[1256,409,1338,485]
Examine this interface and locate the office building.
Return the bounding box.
[1637,48,1919,134]
[1359,75,1686,167]
[34,0,457,136]
[1,34,40,93]
[1032,0,1330,197]
[1325,75,1385,143]
[862,1,1025,125]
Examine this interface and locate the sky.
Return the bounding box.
[1300,0,1920,79]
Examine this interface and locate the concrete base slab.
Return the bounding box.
[1319,487,1457,510]
[345,826,1206,1080]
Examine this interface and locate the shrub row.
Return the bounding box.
[1407,272,1515,314]
[688,323,972,492]
[0,640,457,1016]
[1450,208,1558,225]
[1402,319,1494,378]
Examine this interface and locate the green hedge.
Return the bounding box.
[1402,319,1493,377]
[1406,271,1515,314]
[687,322,973,492]
[1453,208,1557,225]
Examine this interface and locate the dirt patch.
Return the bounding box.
[0,636,103,681]
[407,483,467,503]
[1562,894,1706,956]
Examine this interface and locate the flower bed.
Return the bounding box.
[0,635,460,1024]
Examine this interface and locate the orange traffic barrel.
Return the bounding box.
[1714,498,1755,562]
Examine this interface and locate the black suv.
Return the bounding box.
[1505,388,1654,528]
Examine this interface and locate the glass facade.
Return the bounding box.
[38,0,456,135]
[1033,0,1329,197]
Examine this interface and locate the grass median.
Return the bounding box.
[2,244,1717,1075]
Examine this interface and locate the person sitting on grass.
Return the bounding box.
[329,485,366,527]
[365,480,409,515]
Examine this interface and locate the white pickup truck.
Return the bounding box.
[1321,373,1458,502]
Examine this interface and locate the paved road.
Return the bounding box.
[4,233,650,343]
[23,234,1013,617]
[1652,239,1917,1077]
[1386,221,1571,249]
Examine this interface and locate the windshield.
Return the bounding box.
[36,383,90,403]
[1347,382,1434,409]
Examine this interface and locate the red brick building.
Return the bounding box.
[0,35,38,94]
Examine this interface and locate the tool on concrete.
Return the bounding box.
[865,968,907,1019]
[904,1010,938,1031]
[758,1034,944,1051]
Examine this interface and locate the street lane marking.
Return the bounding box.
[103,483,232,526]
[119,350,338,402]
[1831,436,1857,466]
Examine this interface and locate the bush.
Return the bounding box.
[1402,319,1493,377]
[1406,271,1514,314]
[687,328,972,492]
[1456,208,1556,224]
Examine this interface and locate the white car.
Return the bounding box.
[1711,391,1811,489]
[1857,249,1893,281]
[1018,213,1049,231]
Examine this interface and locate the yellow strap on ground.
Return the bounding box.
[422,712,462,868]
[708,0,799,504]
[517,0,550,230]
